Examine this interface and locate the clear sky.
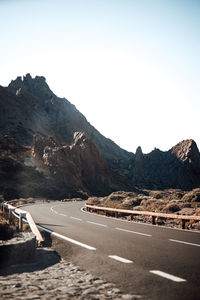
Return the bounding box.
[0,0,199,153]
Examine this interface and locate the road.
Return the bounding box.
[24,201,200,300]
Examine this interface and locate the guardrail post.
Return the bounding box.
[2,204,6,216]
[18,213,26,231]
[152,216,156,225]
[19,214,23,231]
[115,212,118,218]
[181,219,186,229]
[130,215,133,221]
[1,203,4,215]
[8,208,14,225]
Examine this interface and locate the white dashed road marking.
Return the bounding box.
[150,270,186,282]
[70,216,82,221]
[115,227,152,237]
[169,239,200,247]
[87,221,107,227]
[108,255,133,264]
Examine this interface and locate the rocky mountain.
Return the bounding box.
[131,139,200,190]
[0,74,200,200]
[0,74,132,174]
[0,74,134,199]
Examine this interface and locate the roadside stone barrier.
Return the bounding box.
[0,232,36,267]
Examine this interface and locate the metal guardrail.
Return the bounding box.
[1,202,44,244]
[85,204,200,229]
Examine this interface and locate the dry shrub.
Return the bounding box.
[140,198,167,212]
[131,205,144,211]
[87,197,101,205]
[195,208,200,216]
[122,197,142,209]
[23,224,31,232]
[182,189,200,203]
[164,203,180,213]
[178,207,194,216]
[149,189,184,201]
[106,191,137,202]
[173,191,184,199]
[179,202,191,208]
[103,201,125,209]
[150,191,164,199]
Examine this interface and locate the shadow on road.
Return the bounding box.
[38,223,66,228]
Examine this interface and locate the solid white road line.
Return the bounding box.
[115,227,152,237]
[70,216,82,221]
[150,270,186,282]
[60,213,67,217]
[108,255,133,264]
[87,221,107,227]
[37,225,96,250]
[169,239,200,247]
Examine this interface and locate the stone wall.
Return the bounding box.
[0,232,36,267]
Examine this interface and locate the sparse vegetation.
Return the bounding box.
[87,188,200,230]
[182,188,200,203]
[0,197,34,241]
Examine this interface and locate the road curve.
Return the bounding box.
[24,201,200,300]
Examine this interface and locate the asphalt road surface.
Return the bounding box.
[24,201,200,300]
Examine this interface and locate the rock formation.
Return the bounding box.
[131,140,200,190]
[33,132,132,196]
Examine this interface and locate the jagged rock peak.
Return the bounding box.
[8,73,53,98]
[136,146,143,155]
[171,139,200,163]
[135,146,143,161]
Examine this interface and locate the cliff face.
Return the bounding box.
[0,131,133,200]
[0,74,132,174]
[33,133,132,196]
[131,139,200,190]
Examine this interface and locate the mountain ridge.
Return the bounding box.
[0,74,199,200]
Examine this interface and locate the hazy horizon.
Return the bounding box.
[1,0,199,153]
